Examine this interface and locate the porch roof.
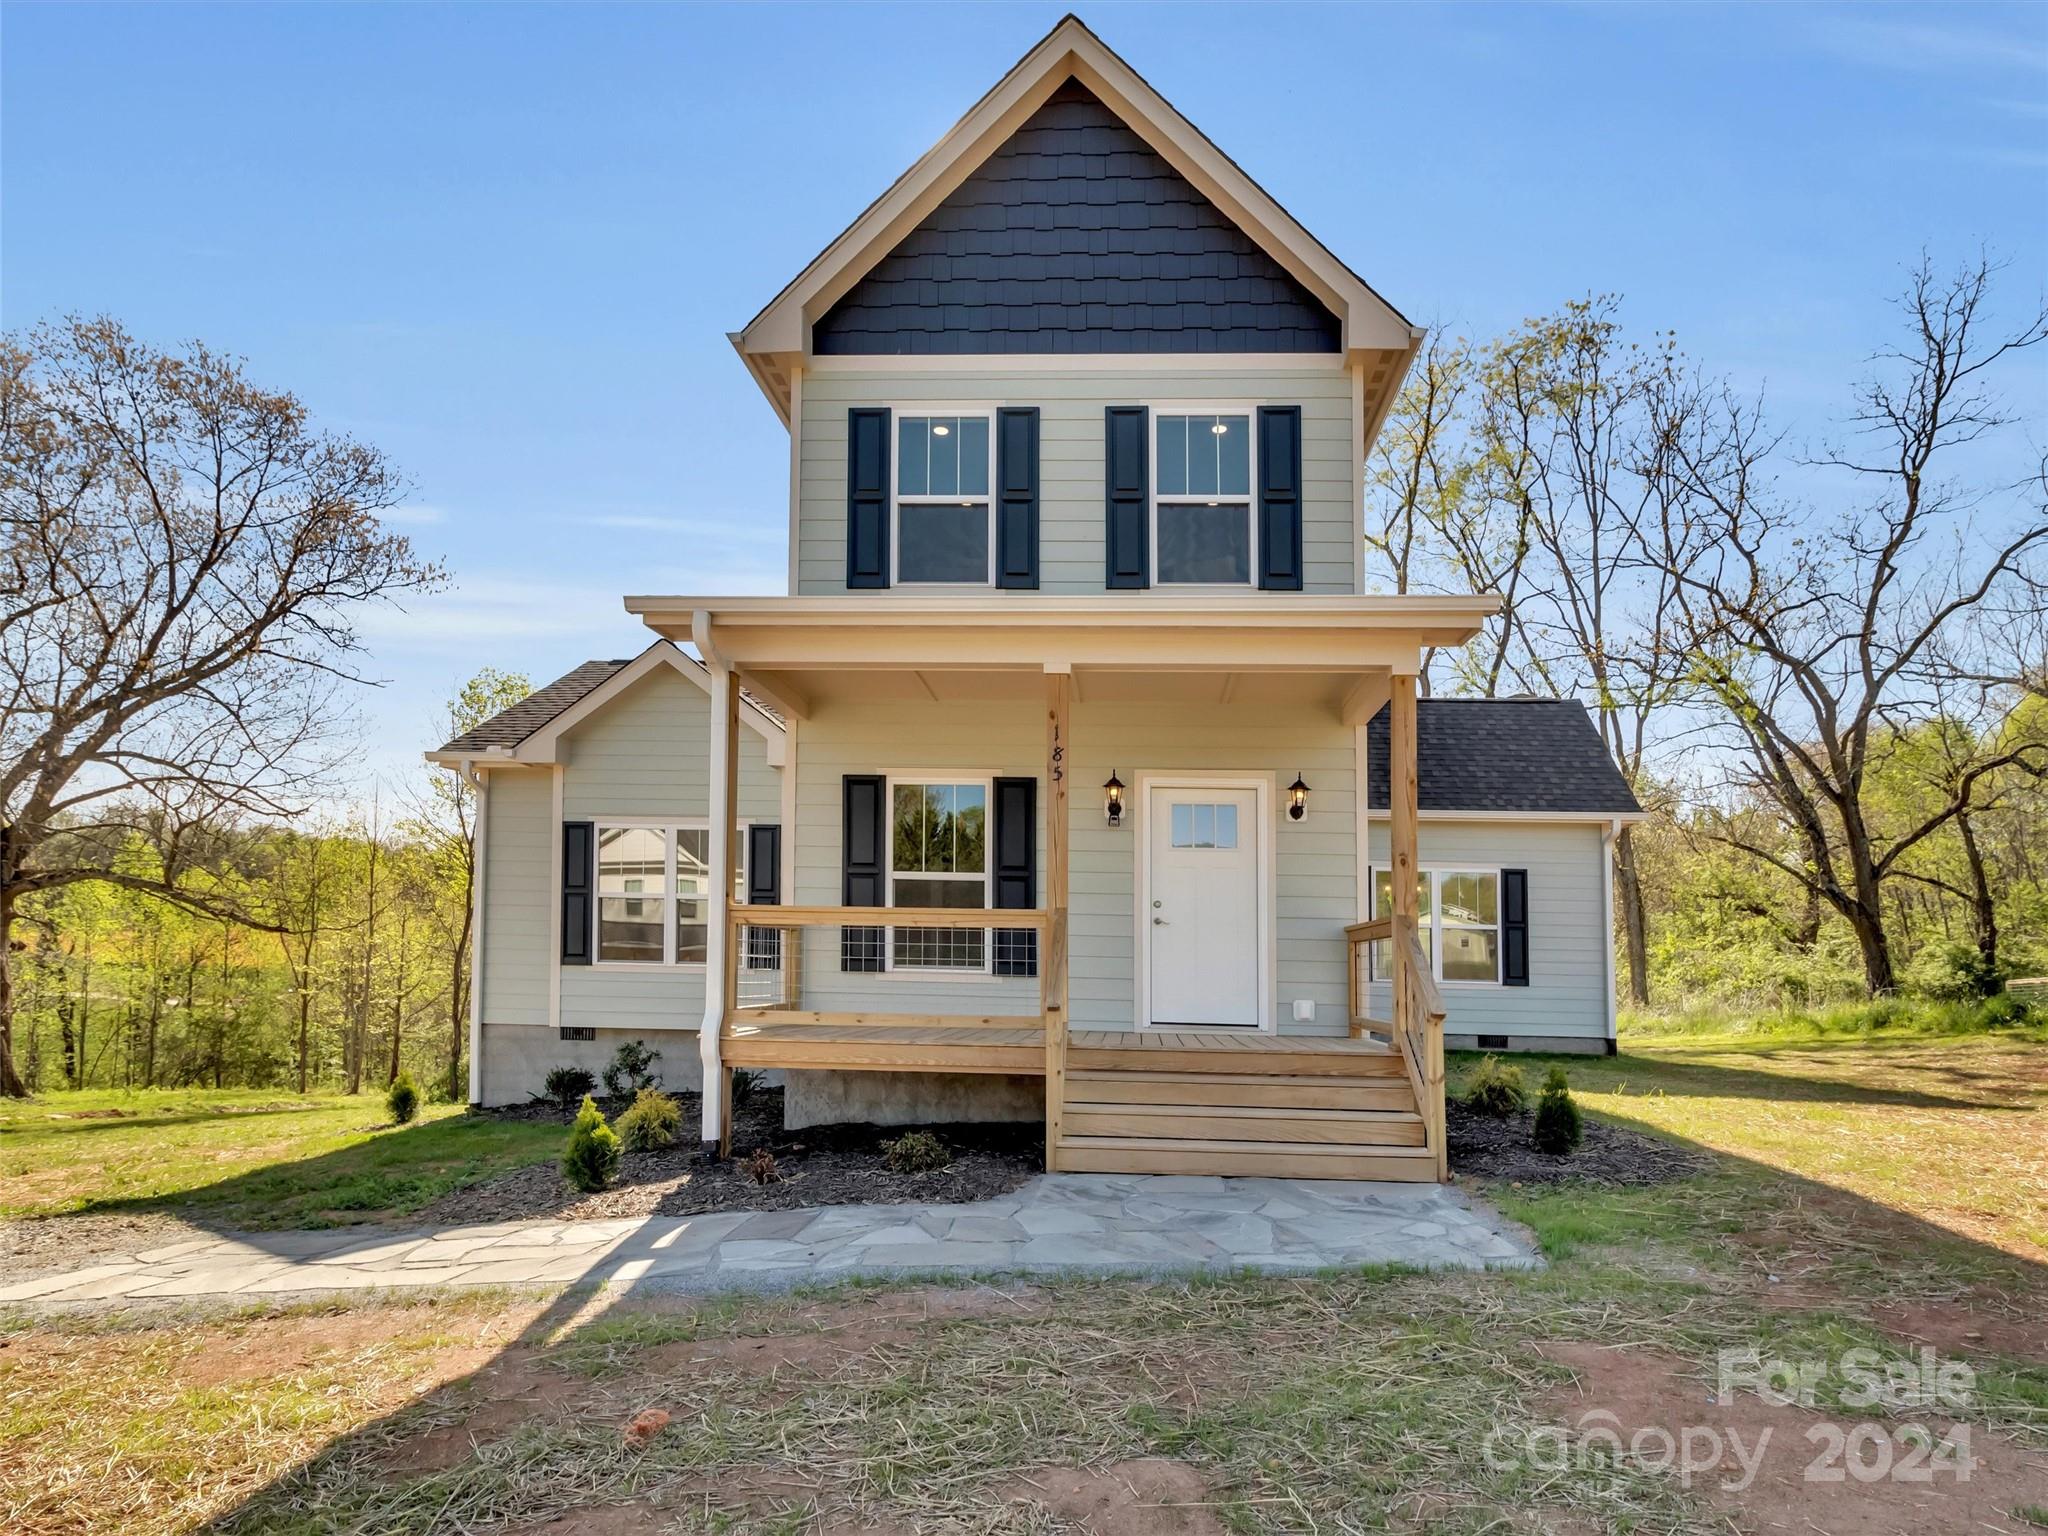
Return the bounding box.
[622,593,1500,723]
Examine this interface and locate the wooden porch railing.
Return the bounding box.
[1345,913,1447,1180]
[723,902,1070,1165]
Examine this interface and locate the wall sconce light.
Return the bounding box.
[1104,770,1126,827]
[1287,772,1311,821]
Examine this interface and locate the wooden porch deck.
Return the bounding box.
[722,1016,1404,1076]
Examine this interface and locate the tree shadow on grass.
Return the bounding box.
[1478,1041,2040,1113]
[155,1130,2048,1536]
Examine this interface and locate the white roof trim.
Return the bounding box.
[734,15,1417,423]
[474,642,784,766]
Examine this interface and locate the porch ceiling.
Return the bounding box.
[622,595,1500,722]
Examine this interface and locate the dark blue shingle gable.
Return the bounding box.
[814,80,1341,356]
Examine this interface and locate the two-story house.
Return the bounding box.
[430,16,1641,1181]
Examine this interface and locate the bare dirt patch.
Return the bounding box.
[0,1210,214,1280]
[1448,1100,1713,1186]
[1537,1340,2048,1535]
[1869,1302,2048,1368]
[422,1087,1039,1225]
[999,1459,1227,1536]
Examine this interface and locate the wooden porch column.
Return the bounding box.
[1042,667,1071,1172]
[698,652,741,1157]
[1389,672,1419,1040]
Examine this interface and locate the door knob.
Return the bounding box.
[1153,916,1168,926]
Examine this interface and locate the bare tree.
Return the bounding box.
[1657,256,2048,994]
[0,317,441,1095]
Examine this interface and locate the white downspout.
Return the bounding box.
[461,759,488,1106]
[1601,818,1620,1054]
[695,610,735,1154]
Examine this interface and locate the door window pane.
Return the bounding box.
[1169,802,1239,850]
[1156,502,1250,584]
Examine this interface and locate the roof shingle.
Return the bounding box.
[1366,699,1642,815]
[435,659,631,755]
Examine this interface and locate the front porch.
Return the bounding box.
[628,595,1490,1181]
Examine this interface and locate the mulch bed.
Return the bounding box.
[419,1086,1042,1225]
[1446,1100,1713,1187]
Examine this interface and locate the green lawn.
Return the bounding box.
[0,1090,562,1228]
[4,1032,2047,1534]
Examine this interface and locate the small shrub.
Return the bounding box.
[730,1067,766,1109]
[617,1087,682,1152]
[1971,992,2033,1030]
[1531,1066,1583,1156]
[1461,1055,1527,1117]
[744,1148,780,1185]
[385,1071,419,1125]
[543,1065,597,1115]
[561,1096,622,1192]
[882,1130,950,1173]
[1904,941,2005,1002]
[603,1040,662,1100]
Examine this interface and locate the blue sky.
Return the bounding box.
[6,2,2045,795]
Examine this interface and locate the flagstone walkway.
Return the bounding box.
[0,1174,1538,1304]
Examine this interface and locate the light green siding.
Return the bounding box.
[790,696,1360,1033]
[798,363,1358,595]
[1070,701,1358,1033]
[792,698,1045,1018]
[479,663,783,1040]
[1364,819,1612,1043]
[479,766,551,1029]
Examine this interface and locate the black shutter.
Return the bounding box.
[561,821,594,966]
[995,407,1040,589]
[991,776,1038,977]
[1256,405,1303,591]
[1104,405,1149,589]
[1501,868,1529,986]
[841,775,886,971]
[846,407,891,590]
[744,823,781,970]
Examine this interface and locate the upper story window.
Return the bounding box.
[895,413,994,585]
[1153,409,1252,585]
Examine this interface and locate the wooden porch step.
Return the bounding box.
[1065,1069,1416,1114]
[1065,1102,1424,1147]
[1057,1136,1439,1182]
[1066,1042,1404,1078]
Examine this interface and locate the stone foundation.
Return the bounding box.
[1445,1032,1612,1057]
[781,1070,1044,1129]
[476,1023,703,1107]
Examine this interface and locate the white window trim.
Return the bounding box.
[883,772,994,976]
[1145,402,1258,590]
[1368,863,1504,989]
[591,818,749,971]
[889,405,998,589]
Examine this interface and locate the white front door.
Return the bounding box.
[1146,785,1261,1027]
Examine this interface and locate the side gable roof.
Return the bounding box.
[734,14,1420,431]
[426,642,783,767]
[1366,699,1643,817]
[434,659,629,756]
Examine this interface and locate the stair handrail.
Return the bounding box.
[1392,914,1448,1180]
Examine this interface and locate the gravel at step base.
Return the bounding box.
[418,1087,1042,1225]
[1447,1101,1712,1186]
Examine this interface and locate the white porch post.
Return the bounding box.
[463,760,487,1107]
[698,646,741,1156]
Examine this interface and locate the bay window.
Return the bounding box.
[894,412,994,585]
